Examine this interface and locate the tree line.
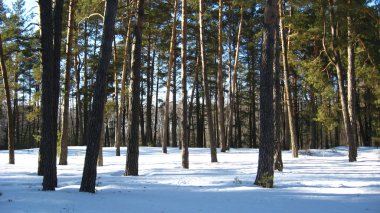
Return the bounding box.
[0,0,378,191]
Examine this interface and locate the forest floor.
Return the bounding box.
[0,146,379,213]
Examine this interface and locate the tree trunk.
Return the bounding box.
[82,20,89,146]
[145,15,153,147]
[59,0,77,165]
[163,0,178,153]
[217,0,227,152]
[125,0,144,176]
[153,54,160,146]
[279,0,298,157]
[181,0,189,169]
[0,34,15,164]
[325,0,356,161]
[347,0,358,157]
[97,119,105,167]
[199,0,217,162]
[255,0,277,188]
[38,0,64,190]
[74,44,83,146]
[116,13,132,155]
[172,50,178,148]
[273,28,283,171]
[80,0,118,193]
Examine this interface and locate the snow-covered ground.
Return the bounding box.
[0,146,379,213]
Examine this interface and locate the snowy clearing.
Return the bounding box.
[0,146,379,213]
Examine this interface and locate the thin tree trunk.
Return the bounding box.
[279,0,298,157]
[80,0,118,193]
[199,0,217,162]
[116,13,132,155]
[59,0,77,165]
[163,0,178,153]
[83,20,89,146]
[324,0,356,161]
[217,0,227,152]
[125,0,144,176]
[347,0,358,157]
[97,119,105,167]
[153,54,160,146]
[181,0,189,169]
[0,34,15,164]
[74,44,83,146]
[255,0,277,188]
[273,28,283,171]
[172,50,177,148]
[145,13,153,147]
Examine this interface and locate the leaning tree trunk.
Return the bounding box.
[80,0,118,193]
[125,0,144,176]
[199,0,217,162]
[163,0,178,153]
[217,0,227,152]
[255,0,277,188]
[38,0,64,191]
[324,0,356,162]
[59,0,77,165]
[279,0,298,157]
[116,13,132,156]
[181,0,189,169]
[0,34,15,164]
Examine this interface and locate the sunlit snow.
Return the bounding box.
[1,146,379,212]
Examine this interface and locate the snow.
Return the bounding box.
[1,146,379,213]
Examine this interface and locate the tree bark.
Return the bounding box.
[116,13,132,155]
[163,0,178,153]
[181,0,189,169]
[273,28,283,171]
[80,0,118,193]
[145,12,153,147]
[324,0,356,162]
[59,0,77,165]
[199,0,217,162]
[0,34,15,164]
[38,0,64,190]
[125,0,144,176]
[172,50,177,147]
[217,0,227,152]
[279,0,298,157]
[255,0,277,188]
[347,0,358,158]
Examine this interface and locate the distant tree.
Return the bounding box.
[80,0,118,193]
[255,0,278,188]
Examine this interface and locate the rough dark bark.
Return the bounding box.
[273,28,283,172]
[79,0,118,193]
[145,14,153,147]
[59,0,77,165]
[38,0,64,191]
[199,0,217,162]
[125,0,144,176]
[0,34,15,164]
[255,0,277,188]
